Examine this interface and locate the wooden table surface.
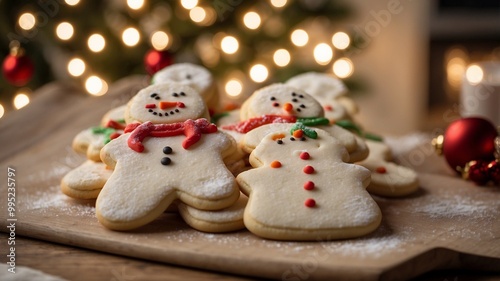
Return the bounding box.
[1,77,499,281]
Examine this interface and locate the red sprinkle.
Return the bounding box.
[324,105,333,111]
[303,165,314,174]
[145,103,156,109]
[304,198,316,208]
[376,167,387,174]
[270,161,282,168]
[299,152,310,160]
[303,181,315,190]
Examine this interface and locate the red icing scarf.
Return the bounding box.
[125,119,217,152]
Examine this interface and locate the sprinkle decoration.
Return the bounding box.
[126,119,217,152]
[293,129,304,138]
[303,165,314,174]
[304,198,316,208]
[375,167,387,174]
[299,152,310,160]
[270,161,282,168]
[303,181,315,190]
[290,123,317,139]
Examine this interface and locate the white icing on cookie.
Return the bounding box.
[97,122,239,230]
[125,83,209,124]
[240,83,324,120]
[152,63,218,110]
[237,127,381,240]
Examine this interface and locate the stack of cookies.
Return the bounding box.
[61,63,419,241]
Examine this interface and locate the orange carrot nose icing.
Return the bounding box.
[283,102,293,113]
[159,101,185,110]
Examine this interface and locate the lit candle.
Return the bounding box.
[461,61,500,126]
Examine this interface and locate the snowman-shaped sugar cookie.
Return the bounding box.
[152,63,219,113]
[286,72,357,122]
[97,119,240,230]
[237,125,381,241]
[357,140,419,197]
[125,82,210,124]
[223,84,368,162]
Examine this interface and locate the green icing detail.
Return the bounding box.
[116,119,126,124]
[364,132,383,142]
[91,126,116,144]
[334,120,383,142]
[297,117,330,126]
[291,122,318,139]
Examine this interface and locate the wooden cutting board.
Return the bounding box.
[1,77,499,281]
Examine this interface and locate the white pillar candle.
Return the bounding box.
[461,61,500,126]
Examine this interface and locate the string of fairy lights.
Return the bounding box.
[1,0,356,119]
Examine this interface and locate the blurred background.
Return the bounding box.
[1,0,499,135]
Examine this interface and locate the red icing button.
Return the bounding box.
[304,198,316,208]
[300,152,310,160]
[375,167,387,174]
[304,181,315,190]
[303,165,314,174]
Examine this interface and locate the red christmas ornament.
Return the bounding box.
[435,117,497,173]
[465,160,490,186]
[144,49,173,75]
[2,47,34,86]
[488,160,500,185]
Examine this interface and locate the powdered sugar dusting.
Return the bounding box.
[411,194,495,219]
[21,185,96,218]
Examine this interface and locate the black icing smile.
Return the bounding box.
[146,92,186,117]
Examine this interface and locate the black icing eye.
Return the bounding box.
[290,137,295,141]
[180,92,186,96]
[161,157,171,165]
[150,93,158,98]
[296,108,302,112]
[163,146,173,154]
[299,94,304,98]
[301,137,307,141]
[300,104,306,108]
[155,96,160,100]
[270,97,276,101]
[172,93,179,97]
[291,92,297,97]
[277,139,284,145]
[186,74,192,79]
[292,98,298,103]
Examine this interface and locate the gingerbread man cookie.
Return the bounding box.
[152,63,219,112]
[237,126,381,240]
[178,193,248,233]
[125,82,210,124]
[286,72,357,121]
[357,140,419,197]
[97,119,240,230]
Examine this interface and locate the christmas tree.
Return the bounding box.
[0,0,363,119]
